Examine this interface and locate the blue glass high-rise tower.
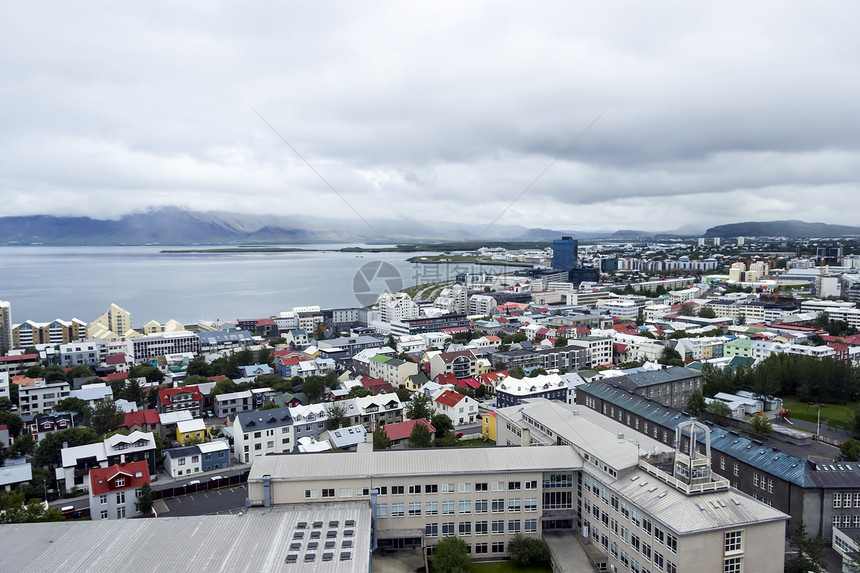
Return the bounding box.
[552,236,578,271]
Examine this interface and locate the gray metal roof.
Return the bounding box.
[236,406,293,432]
[249,445,582,482]
[579,381,812,486]
[0,504,371,573]
[610,366,702,390]
[608,467,788,535]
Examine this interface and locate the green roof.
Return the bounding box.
[370,355,393,363]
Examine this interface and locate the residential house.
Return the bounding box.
[383,418,436,449]
[176,419,207,444]
[0,462,32,491]
[69,383,114,409]
[88,460,150,520]
[353,393,404,428]
[158,385,203,417]
[164,441,231,478]
[214,390,253,418]
[239,363,273,378]
[57,431,156,495]
[369,355,419,388]
[233,407,294,464]
[322,425,368,451]
[495,373,573,409]
[119,409,161,435]
[27,412,75,443]
[429,350,479,381]
[18,381,70,416]
[158,410,193,440]
[432,390,478,426]
[481,412,496,441]
[285,329,310,349]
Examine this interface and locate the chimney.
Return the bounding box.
[262,474,272,507]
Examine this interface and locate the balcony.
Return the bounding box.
[637,458,729,495]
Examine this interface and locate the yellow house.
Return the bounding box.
[481,412,497,442]
[176,419,207,444]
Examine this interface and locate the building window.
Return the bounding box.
[116,478,125,487]
[425,523,438,537]
[475,482,488,491]
[524,497,537,512]
[666,533,677,554]
[100,510,108,519]
[322,488,335,498]
[834,493,843,508]
[508,498,521,512]
[524,519,537,533]
[476,521,488,535]
[508,481,521,490]
[491,542,505,553]
[391,485,405,495]
[725,530,743,554]
[492,520,504,534]
[409,502,422,516]
[117,507,126,519]
[492,499,505,513]
[442,501,455,515]
[459,500,471,514]
[376,504,388,518]
[723,557,742,573]
[426,501,438,515]
[508,520,520,533]
[475,542,488,554]
[409,485,421,494]
[442,483,455,493]
[99,495,107,505]
[459,483,472,493]
[733,463,739,477]
[459,522,472,535]
[391,503,405,517]
[305,489,317,499]
[492,481,505,491]
[442,522,455,537]
[116,492,125,505]
[475,500,488,514]
[426,484,438,493]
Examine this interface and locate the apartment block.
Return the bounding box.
[18,381,70,416]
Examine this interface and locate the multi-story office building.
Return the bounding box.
[126,331,199,362]
[552,236,578,271]
[597,367,703,411]
[248,446,580,556]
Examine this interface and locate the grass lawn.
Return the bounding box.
[472,562,551,573]
[459,438,495,447]
[781,397,856,430]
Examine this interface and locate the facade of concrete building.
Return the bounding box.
[127,331,199,362]
[214,390,253,417]
[58,340,106,367]
[598,367,704,410]
[377,292,420,323]
[18,381,70,416]
[429,350,479,380]
[233,406,295,464]
[495,373,572,408]
[88,303,134,341]
[576,380,860,541]
[490,345,589,372]
[88,460,150,520]
[368,355,419,387]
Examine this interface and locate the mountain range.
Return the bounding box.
[0,209,856,245]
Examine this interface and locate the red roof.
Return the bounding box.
[120,409,160,429]
[441,326,470,335]
[208,375,229,382]
[159,385,202,406]
[477,371,507,386]
[90,461,150,495]
[279,356,301,366]
[104,353,127,365]
[384,418,436,441]
[0,354,38,363]
[256,318,277,326]
[103,372,129,381]
[455,378,481,390]
[434,390,465,408]
[435,373,458,386]
[362,377,395,394]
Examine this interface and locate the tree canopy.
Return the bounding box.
[34,427,100,468]
[431,536,471,573]
[406,392,433,420]
[406,421,433,448]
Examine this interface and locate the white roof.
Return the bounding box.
[297,437,332,453]
[104,431,155,453]
[159,411,194,425]
[198,441,230,454]
[0,463,33,486]
[177,419,206,433]
[215,390,253,402]
[61,442,106,468]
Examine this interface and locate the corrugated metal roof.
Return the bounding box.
[249,446,582,482]
[611,366,702,391]
[0,504,371,573]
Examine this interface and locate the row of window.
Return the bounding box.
[834,514,860,528]
[424,519,538,537]
[428,541,506,554]
[376,498,539,517]
[833,492,860,508]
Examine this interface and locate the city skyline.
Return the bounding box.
[2,2,860,232]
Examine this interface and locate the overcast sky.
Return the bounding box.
[2,2,859,233]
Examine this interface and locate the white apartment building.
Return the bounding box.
[126,331,200,362]
[59,340,107,368]
[378,293,421,323]
[468,294,498,315]
[233,406,296,464]
[800,300,860,329]
[0,300,11,354]
[19,381,70,416]
[597,296,647,321]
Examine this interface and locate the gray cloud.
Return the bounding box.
[1,1,860,232]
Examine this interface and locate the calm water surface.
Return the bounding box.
[0,245,511,327]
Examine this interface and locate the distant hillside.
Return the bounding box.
[704,220,860,238]
[0,208,530,246]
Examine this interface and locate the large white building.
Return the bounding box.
[377,292,420,323]
[126,331,200,362]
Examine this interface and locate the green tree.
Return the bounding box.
[508,366,525,379]
[257,346,272,367]
[209,377,237,397]
[119,378,144,406]
[185,359,214,378]
[348,386,373,399]
[431,536,471,573]
[686,390,707,415]
[65,365,95,382]
[0,492,64,523]
[554,336,568,347]
[507,534,550,567]
[748,414,773,435]
[785,518,826,573]
[34,427,100,468]
[677,304,695,316]
[303,377,327,403]
[129,363,164,383]
[842,438,860,462]
[706,400,733,419]
[431,413,454,439]
[324,402,348,431]
[260,402,280,410]
[43,365,67,383]
[24,365,44,379]
[10,433,36,457]
[135,483,154,515]
[0,396,14,412]
[406,392,433,420]
[373,425,392,450]
[53,397,91,422]
[406,421,433,448]
[91,399,124,436]
[697,306,716,318]
[0,411,24,438]
[658,346,685,367]
[527,368,548,378]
